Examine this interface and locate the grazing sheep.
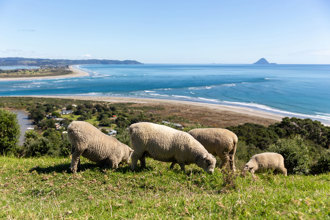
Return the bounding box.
[129,122,216,173]
[68,121,133,173]
[187,128,238,171]
[243,152,287,177]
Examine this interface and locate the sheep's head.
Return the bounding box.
[197,154,216,174]
[122,145,134,163]
[242,162,256,176]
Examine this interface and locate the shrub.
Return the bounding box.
[115,116,130,128]
[115,128,131,146]
[235,141,263,168]
[310,151,330,174]
[267,136,312,174]
[28,107,45,124]
[22,129,71,157]
[0,109,20,155]
[270,117,330,149]
[22,131,50,157]
[228,123,279,150]
[99,118,112,126]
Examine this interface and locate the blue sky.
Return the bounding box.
[0,0,330,64]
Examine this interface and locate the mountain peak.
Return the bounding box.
[254,58,270,64]
[253,58,277,65]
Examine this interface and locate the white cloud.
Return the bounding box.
[82,54,92,58]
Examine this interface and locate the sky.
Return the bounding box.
[0,0,330,64]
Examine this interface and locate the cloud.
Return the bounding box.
[82,54,92,58]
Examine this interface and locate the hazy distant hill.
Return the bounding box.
[0,57,142,67]
[253,58,276,65]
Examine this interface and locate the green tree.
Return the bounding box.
[0,109,20,154]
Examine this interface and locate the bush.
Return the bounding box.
[115,116,130,128]
[115,128,131,146]
[235,141,263,167]
[0,109,20,155]
[99,118,112,126]
[310,151,330,174]
[22,131,50,157]
[28,107,45,124]
[22,129,71,157]
[270,117,330,149]
[267,136,312,174]
[228,123,278,150]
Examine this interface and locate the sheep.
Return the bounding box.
[187,128,238,172]
[243,152,287,177]
[129,122,216,173]
[67,121,133,173]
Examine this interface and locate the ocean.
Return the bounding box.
[1,64,330,124]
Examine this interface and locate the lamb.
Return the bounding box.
[67,121,133,173]
[187,128,238,171]
[129,122,216,173]
[243,152,287,177]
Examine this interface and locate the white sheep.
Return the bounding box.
[67,121,133,173]
[187,128,238,171]
[243,152,287,177]
[129,122,216,173]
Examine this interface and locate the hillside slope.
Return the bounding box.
[0,157,329,219]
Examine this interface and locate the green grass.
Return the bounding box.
[0,157,329,219]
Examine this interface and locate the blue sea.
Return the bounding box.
[1,64,330,124]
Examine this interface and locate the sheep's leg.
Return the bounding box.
[71,150,82,173]
[229,147,237,172]
[104,158,116,169]
[170,162,176,169]
[112,161,119,169]
[131,150,143,170]
[131,151,140,170]
[179,163,185,172]
[219,153,230,170]
[140,154,146,168]
[250,168,257,180]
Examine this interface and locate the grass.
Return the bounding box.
[0,157,329,219]
[0,68,72,78]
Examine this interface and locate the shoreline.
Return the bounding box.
[0,65,89,81]
[26,95,284,123]
[4,95,330,126]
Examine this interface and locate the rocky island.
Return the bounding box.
[254,58,277,65]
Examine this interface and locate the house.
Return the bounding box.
[162,120,183,129]
[55,123,62,130]
[61,109,73,115]
[108,130,117,136]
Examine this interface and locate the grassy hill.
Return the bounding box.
[0,157,329,219]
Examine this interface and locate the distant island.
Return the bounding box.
[0,57,142,67]
[253,58,277,65]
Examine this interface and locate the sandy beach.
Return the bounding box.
[0,65,89,81]
[32,95,284,127]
